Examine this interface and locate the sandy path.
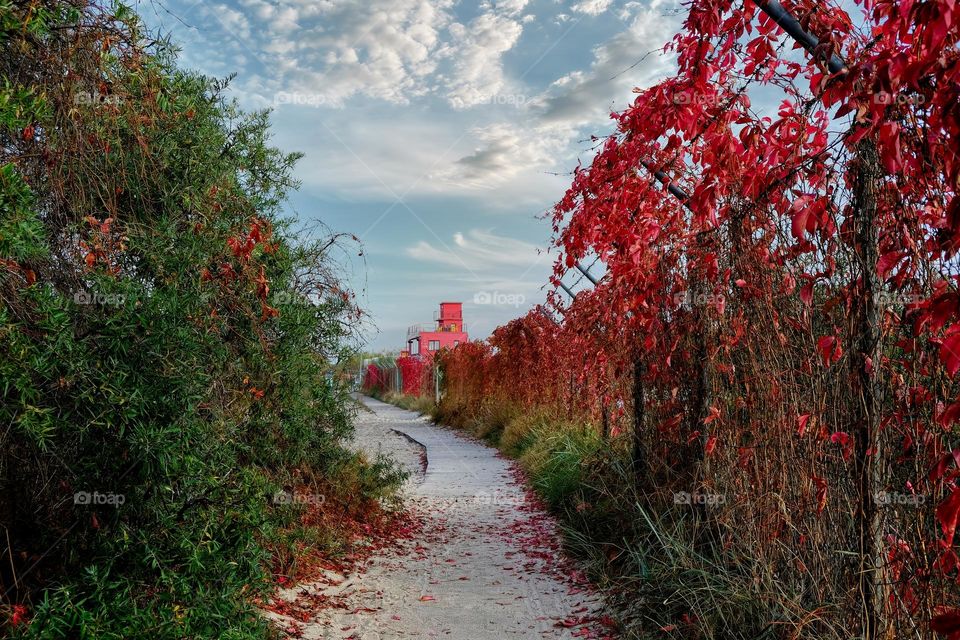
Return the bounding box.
[269,396,611,639]
[349,396,427,480]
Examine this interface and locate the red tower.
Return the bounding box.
[406,302,468,357]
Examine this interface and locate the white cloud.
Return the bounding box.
[407,228,542,270]
[200,0,457,106]
[535,0,680,128]
[175,0,682,204]
[440,3,531,109]
[444,122,572,186]
[440,0,681,190]
[571,0,614,16]
[206,3,252,40]
[488,0,531,17]
[191,0,536,111]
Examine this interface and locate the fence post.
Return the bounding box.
[632,356,646,482]
[850,137,885,640]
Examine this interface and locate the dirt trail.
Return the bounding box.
[268,396,611,639]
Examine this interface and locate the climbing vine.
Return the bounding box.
[440,1,960,637]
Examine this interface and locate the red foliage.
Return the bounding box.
[439,0,960,634]
[9,604,29,627]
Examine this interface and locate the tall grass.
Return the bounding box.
[435,397,844,640]
[375,391,437,417]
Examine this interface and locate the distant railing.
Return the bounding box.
[407,323,433,339]
[407,322,468,339]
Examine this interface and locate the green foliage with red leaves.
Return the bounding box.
[0,2,396,638]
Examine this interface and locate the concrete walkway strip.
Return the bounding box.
[268,396,612,639]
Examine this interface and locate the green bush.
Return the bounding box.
[516,420,603,509]
[380,391,436,416]
[0,2,398,637]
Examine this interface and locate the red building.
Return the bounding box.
[406,302,468,357]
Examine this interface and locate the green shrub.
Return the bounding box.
[517,420,603,509]
[0,2,399,637]
[500,411,549,457]
[380,391,436,416]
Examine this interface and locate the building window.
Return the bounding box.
[428,340,440,351]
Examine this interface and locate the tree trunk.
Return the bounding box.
[850,137,886,640]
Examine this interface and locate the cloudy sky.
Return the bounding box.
[138,0,685,350]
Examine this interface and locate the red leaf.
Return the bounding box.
[929,450,960,483]
[831,432,853,461]
[939,402,960,428]
[817,336,843,366]
[790,196,813,240]
[877,250,905,279]
[704,435,718,456]
[830,431,850,445]
[796,414,811,437]
[936,487,960,545]
[932,609,960,637]
[812,475,828,515]
[703,405,721,424]
[10,604,29,627]
[940,330,960,376]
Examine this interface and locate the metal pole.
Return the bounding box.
[549,0,847,310]
[574,262,599,286]
[751,0,847,74]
